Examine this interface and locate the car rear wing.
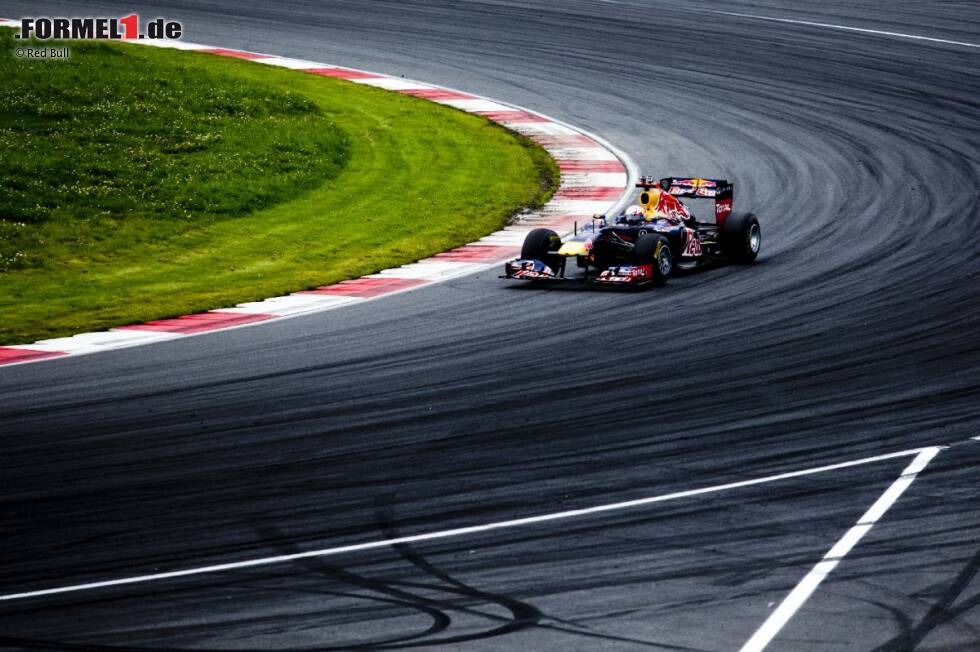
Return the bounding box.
[636,176,734,225]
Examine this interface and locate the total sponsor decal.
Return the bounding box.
[715,196,733,220]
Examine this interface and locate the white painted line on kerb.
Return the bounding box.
[714,11,980,49]
[739,446,944,652]
[0,446,933,603]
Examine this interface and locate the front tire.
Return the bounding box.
[722,212,761,263]
[633,233,672,287]
[521,228,563,274]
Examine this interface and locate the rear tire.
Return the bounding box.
[632,233,672,287]
[721,212,761,263]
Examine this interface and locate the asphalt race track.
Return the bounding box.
[1,1,979,649]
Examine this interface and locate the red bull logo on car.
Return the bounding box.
[639,188,691,221]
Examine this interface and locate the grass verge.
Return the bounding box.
[0,29,558,345]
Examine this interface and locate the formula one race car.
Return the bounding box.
[503,176,761,288]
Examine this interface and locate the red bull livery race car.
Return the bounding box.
[503,176,761,288]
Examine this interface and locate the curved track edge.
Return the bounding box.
[0,19,637,367]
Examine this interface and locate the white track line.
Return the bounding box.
[0,445,932,603]
[739,446,944,652]
[714,11,980,49]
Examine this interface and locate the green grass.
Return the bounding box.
[0,29,558,345]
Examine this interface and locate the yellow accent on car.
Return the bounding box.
[558,242,588,256]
